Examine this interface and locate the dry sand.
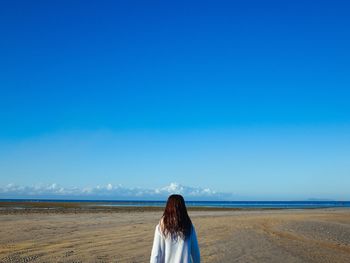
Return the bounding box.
[0,208,350,262]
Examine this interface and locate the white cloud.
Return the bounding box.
[154,182,217,197]
[0,182,234,200]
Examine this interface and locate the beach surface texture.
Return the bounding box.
[0,206,349,262]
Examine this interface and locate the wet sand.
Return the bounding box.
[0,207,349,262]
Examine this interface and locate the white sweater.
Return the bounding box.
[150,223,200,263]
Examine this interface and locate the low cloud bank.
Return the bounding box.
[0,182,234,200]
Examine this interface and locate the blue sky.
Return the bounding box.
[0,0,349,200]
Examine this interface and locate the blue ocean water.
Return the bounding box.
[1,199,350,209]
[96,200,350,209]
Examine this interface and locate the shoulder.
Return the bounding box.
[190,224,197,235]
[155,219,164,234]
[159,217,165,231]
[155,223,160,232]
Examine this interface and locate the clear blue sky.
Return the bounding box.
[0,0,349,200]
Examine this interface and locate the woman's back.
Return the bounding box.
[150,194,200,263]
[150,221,200,263]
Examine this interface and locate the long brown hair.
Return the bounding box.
[160,194,192,240]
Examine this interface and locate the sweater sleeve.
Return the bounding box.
[190,225,200,263]
[150,224,163,263]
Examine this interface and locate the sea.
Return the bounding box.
[1,199,350,209]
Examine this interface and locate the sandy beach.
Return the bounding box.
[0,206,349,263]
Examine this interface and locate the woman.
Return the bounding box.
[150,194,200,263]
